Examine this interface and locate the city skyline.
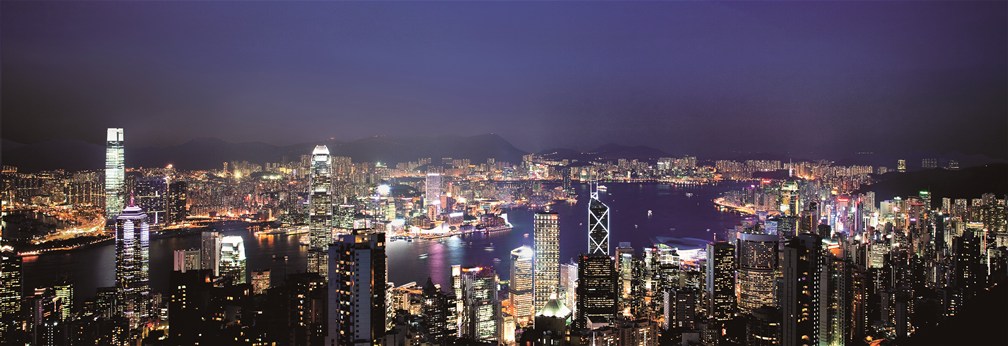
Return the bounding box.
[1,1,1006,345]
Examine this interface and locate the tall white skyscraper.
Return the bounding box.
[219,236,247,285]
[534,210,559,315]
[425,172,442,212]
[105,128,125,220]
[115,198,150,331]
[308,145,333,278]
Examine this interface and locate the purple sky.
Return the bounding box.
[2,1,1005,158]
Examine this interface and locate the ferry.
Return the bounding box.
[597,185,608,193]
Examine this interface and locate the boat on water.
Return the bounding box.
[597,185,608,192]
[298,235,309,246]
[685,192,694,198]
[647,210,653,218]
[419,253,428,259]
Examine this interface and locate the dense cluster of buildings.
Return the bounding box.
[1,128,1005,345]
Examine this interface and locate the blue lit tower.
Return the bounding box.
[588,184,610,256]
[308,145,333,279]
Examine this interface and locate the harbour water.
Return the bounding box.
[22,182,746,306]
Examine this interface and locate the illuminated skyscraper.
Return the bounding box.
[172,249,201,272]
[53,280,72,320]
[782,233,823,346]
[419,277,454,343]
[115,199,151,331]
[576,254,617,329]
[534,210,560,314]
[616,242,634,303]
[308,145,333,278]
[0,244,21,341]
[748,306,782,346]
[706,241,736,323]
[559,262,578,317]
[588,185,610,255]
[510,246,534,326]
[219,236,247,285]
[780,181,799,217]
[327,231,387,345]
[166,181,188,225]
[425,172,442,212]
[459,266,499,342]
[735,232,778,314]
[105,128,125,220]
[200,230,221,277]
[131,175,166,224]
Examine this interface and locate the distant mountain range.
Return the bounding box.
[2,132,685,171]
[3,134,535,171]
[3,134,1004,172]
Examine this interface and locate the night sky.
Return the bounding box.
[2,1,1006,158]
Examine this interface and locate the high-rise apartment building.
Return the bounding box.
[327,231,387,345]
[0,244,22,341]
[782,233,823,346]
[425,172,442,213]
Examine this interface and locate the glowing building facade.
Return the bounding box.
[115,200,151,330]
[510,246,534,326]
[588,186,610,256]
[736,232,779,314]
[706,241,736,323]
[534,210,560,314]
[425,172,442,213]
[308,145,333,278]
[0,244,21,340]
[219,236,247,285]
[328,232,387,345]
[105,128,125,220]
[459,266,499,342]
